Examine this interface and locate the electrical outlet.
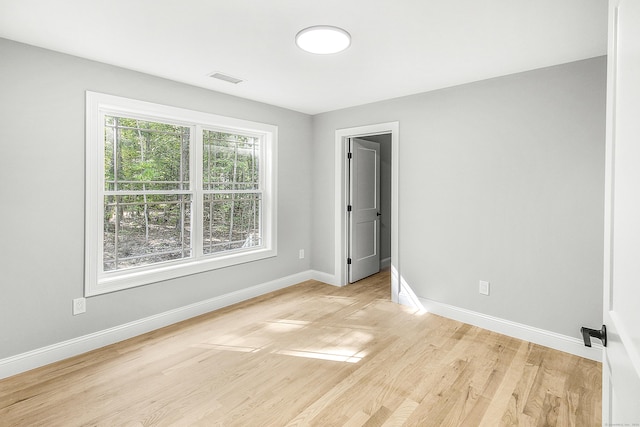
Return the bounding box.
[479,280,490,296]
[299,249,305,259]
[73,297,86,315]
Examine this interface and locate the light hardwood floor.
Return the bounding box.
[0,270,601,426]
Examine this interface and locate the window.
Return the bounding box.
[85,92,277,296]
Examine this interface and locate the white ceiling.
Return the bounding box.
[0,0,608,115]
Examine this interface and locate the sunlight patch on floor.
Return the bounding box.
[193,343,261,353]
[274,349,363,363]
[319,295,358,306]
[273,319,311,326]
[265,320,309,332]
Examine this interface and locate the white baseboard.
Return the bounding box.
[0,270,317,380]
[310,270,341,287]
[398,278,602,362]
[309,264,392,288]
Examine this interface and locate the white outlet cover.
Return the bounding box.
[73,297,86,315]
[479,280,490,296]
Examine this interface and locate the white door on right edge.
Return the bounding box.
[348,138,381,283]
[602,0,640,424]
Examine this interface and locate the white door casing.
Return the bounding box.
[602,0,640,424]
[334,122,399,299]
[348,138,381,283]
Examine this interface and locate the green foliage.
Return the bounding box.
[104,116,190,191]
[203,130,259,190]
[103,117,263,270]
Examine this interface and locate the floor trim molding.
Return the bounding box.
[0,270,323,380]
[310,270,341,287]
[398,277,602,362]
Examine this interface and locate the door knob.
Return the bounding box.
[581,324,607,347]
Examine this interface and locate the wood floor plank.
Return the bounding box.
[0,269,601,426]
[477,340,530,426]
[380,398,419,427]
[343,410,372,427]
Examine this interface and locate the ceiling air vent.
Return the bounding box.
[208,72,244,84]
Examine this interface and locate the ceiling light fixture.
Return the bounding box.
[295,25,351,54]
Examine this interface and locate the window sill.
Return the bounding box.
[86,247,277,297]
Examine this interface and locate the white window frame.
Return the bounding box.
[85,92,277,296]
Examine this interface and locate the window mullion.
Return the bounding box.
[228,140,238,250]
[193,124,204,259]
[261,133,271,249]
[113,117,120,270]
[96,110,107,281]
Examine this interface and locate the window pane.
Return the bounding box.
[202,193,261,254]
[103,194,192,272]
[105,116,190,191]
[203,130,260,191]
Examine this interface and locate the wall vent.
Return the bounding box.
[208,72,244,84]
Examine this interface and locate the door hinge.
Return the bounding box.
[347,205,352,212]
[347,152,353,159]
[347,258,352,265]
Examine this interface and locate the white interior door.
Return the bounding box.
[348,138,381,283]
[602,0,640,424]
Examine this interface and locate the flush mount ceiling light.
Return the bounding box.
[295,25,351,54]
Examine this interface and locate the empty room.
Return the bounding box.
[1,0,639,425]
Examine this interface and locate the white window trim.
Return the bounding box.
[85,91,277,296]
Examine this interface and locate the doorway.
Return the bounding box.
[348,137,382,283]
[334,122,399,301]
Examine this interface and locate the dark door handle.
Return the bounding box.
[376,212,381,216]
[581,325,607,347]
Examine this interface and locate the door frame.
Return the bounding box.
[602,0,640,422]
[334,122,400,302]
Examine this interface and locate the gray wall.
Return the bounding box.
[0,38,313,359]
[311,57,606,338]
[0,36,606,360]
